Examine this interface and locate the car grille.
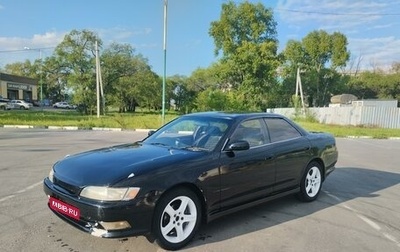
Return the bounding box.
[54,177,81,195]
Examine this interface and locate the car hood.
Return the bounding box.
[53,142,205,187]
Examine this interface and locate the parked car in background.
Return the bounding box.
[0,97,10,110]
[6,99,33,110]
[42,99,51,106]
[32,100,41,107]
[53,102,76,109]
[43,112,338,250]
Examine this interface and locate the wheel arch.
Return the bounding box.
[307,158,326,181]
[155,183,207,223]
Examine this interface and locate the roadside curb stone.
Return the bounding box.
[0,124,150,133]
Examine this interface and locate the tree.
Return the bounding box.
[348,71,400,100]
[4,60,34,77]
[209,1,280,110]
[182,66,222,113]
[186,67,219,92]
[168,75,195,113]
[195,88,229,111]
[53,29,100,114]
[101,42,156,112]
[131,70,162,111]
[40,55,70,103]
[391,62,400,74]
[4,30,161,113]
[282,30,350,107]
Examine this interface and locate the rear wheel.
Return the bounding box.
[152,188,201,251]
[298,161,323,202]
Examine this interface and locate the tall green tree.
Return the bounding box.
[39,55,70,103]
[348,70,400,100]
[209,1,280,110]
[101,42,156,112]
[195,88,229,112]
[4,60,34,77]
[282,30,350,107]
[186,64,223,112]
[131,70,161,111]
[168,75,195,113]
[187,67,218,92]
[53,29,100,114]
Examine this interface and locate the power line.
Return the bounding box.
[276,8,400,17]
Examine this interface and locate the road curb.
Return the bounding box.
[0,124,150,132]
[91,127,122,131]
[47,126,79,130]
[345,136,373,139]
[3,125,34,129]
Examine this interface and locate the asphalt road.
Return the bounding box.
[0,128,399,252]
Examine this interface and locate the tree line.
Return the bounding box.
[2,1,399,114]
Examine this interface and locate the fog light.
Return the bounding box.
[99,221,131,230]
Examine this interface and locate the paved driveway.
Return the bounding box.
[0,129,399,252]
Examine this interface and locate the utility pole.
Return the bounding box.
[162,0,168,125]
[295,67,306,113]
[95,41,100,118]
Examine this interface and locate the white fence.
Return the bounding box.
[267,107,400,129]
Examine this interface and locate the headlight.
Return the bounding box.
[80,186,140,201]
[49,169,54,183]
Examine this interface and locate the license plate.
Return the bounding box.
[49,197,80,220]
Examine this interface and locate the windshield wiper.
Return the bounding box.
[149,142,169,147]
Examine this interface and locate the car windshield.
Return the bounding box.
[143,116,232,151]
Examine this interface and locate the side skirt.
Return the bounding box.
[207,187,300,223]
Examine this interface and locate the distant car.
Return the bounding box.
[53,102,76,109]
[43,112,338,250]
[6,99,33,110]
[31,100,41,107]
[0,98,10,110]
[42,99,51,106]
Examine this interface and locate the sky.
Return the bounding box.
[0,0,400,76]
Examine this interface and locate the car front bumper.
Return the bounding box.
[43,178,154,238]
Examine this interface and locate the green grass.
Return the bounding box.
[0,110,178,130]
[296,121,400,139]
[1,109,400,138]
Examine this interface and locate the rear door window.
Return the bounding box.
[264,118,302,142]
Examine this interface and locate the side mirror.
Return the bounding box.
[226,140,250,151]
[148,130,155,136]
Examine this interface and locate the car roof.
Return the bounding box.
[182,111,284,121]
[181,111,308,135]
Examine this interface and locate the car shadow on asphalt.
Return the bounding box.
[186,166,400,248]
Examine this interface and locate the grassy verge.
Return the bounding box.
[1,110,400,138]
[0,110,177,129]
[296,121,400,139]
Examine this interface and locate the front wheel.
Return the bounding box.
[152,188,201,251]
[298,161,323,202]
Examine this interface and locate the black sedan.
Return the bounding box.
[43,112,338,250]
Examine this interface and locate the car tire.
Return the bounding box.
[298,161,323,202]
[20,106,25,110]
[152,187,201,251]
